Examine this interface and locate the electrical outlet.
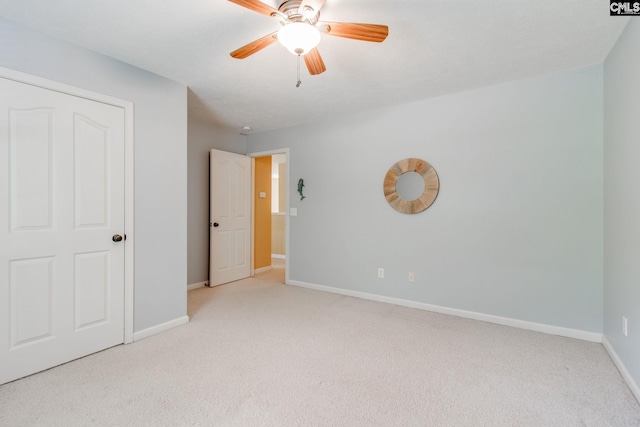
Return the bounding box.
[408,272,415,282]
[378,268,384,279]
[623,316,628,337]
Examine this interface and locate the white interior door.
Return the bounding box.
[0,77,125,385]
[209,149,251,286]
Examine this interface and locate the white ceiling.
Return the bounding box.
[0,0,629,133]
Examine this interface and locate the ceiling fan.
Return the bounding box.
[228,0,389,76]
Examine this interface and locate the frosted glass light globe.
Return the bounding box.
[278,22,321,55]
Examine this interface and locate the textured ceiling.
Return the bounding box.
[0,0,629,133]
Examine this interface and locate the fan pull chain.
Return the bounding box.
[296,55,302,88]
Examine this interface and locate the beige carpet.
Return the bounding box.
[1,273,639,426]
[254,258,285,283]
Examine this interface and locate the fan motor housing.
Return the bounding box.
[278,0,319,25]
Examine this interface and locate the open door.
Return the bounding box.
[209,149,251,286]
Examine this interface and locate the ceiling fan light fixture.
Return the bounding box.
[277,22,321,55]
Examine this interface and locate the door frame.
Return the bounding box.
[247,148,290,284]
[0,66,135,344]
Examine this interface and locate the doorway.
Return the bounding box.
[249,149,289,284]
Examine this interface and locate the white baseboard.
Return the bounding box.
[132,315,189,342]
[254,266,273,274]
[188,281,208,291]
[271,254,286,259]
[602,336,640,403]
[286,279,603,343]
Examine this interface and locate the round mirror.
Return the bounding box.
[383,158,439,214]
[395,171,425,201]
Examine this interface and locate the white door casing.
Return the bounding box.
[209,149,251,286]
[0,71,133,385]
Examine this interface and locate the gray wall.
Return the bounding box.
[187,117,246,285]
[0,17,188,332]
[604,19,640,391]
[248,65,604,333]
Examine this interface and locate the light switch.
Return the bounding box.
[290,207,298,216]
[259,191,266,199]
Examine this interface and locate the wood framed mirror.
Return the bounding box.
[383,158,439,214]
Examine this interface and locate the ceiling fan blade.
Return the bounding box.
[299,0,327,17]
[230,32,278,59]
[322,22,389,42]
[304,48,326,75]
[228,0,279,17]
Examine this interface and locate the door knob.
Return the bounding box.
[213,223,219,227]
[112,234,124,242]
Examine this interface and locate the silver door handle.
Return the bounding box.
[112,234,124,242]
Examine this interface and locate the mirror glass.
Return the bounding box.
[395,171,425,201]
